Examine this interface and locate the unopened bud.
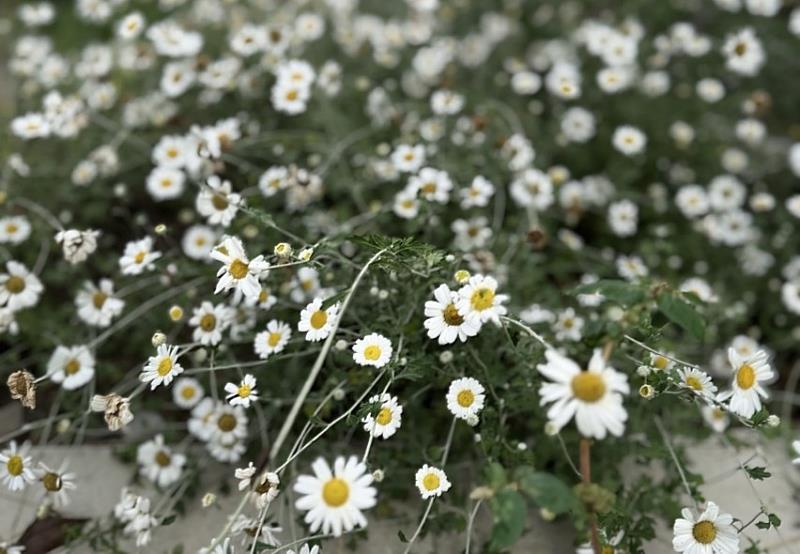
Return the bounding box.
[639,384,655,399]
[151,331,167,347]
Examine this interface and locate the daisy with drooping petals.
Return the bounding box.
[415,465,451,499]
[424,284,482,345]
[254,319,292,358]
[0,441,36,491]
[225,374,258,408]
[456,274,508,325]
[210,235,269,300]
[537,349,630,439]
[362,393,402,439]
[137,434,186,488]
[677,367,718,401]
[446,377,485,422]
[294,456,377,537]
[0,260,44,311]
[298,298,339,342]
[672,501,739,553]
[37,461,77,507]
[48,345,95,390]
[140,344,184,389]
[718,348,773,418]
[352,333,393,368]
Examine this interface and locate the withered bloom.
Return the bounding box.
[90,393,134,431]
[7,370,36,409]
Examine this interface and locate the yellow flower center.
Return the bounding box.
[736,364,756,390]
[229,259,249,279]
[238,384,252,398]
[258,289,270,303]
[692,520,717,545]
[685,376,703,391]
[470,287,495,311]
[322,478,349,507]
[211,193,229,210]
[457,389,475,408]
[571,372,606,403]
[5,275,25,294]
[363,345,382,361]
[309,310,328,329]
[6,455,23,476]
[199,313,217,331]
[180,386,196,400]
[157,357,173,376]
[442,303,464,326]
[217,413,237,432]
[422,472,440,491]
[42,471,62,492]
[267,332,283,347]
[155,450,171,467]
[420,182,436,194]
[134,251,147,264]
[6,223,19,233]
[376,407,392,425]
[653,356,668,370]
[286,89,298,101]
[92,292,107,309]
[160,178,173,188]
[64,359,81,375]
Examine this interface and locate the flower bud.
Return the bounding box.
[151,331,167,347]
[274,242,292,258]
[454,269,470,284]
[168,305,184,321]
[639,384,655,399]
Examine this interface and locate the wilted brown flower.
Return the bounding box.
[7,370,36,409]
[90,393,134,431]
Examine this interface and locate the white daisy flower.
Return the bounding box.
[210,235,270,300]
[718,348,774,418]
[258,166,289,197]
[210,403,249,446]
[408,167,452,204]
[298,297,339,342]
[196,176,241,227]
[140,344,184,390]
[649,352,675,371]
[293,456,377,536]
[459,175,494,209]
[677,367,718,400]
[456,274,508,325]
[37,461,77,508]
[225,374,258,408]
[701,405,730,433]
[554,308,584,342]
[172,377,204,409]
[391,144,426,173]
[119,237,161,275]
[612,125,647,156]
[446,377,486,421]
[0,216,32,244]
[352,333,393,368]
[362,393,403,439]
[672,501,739,553]
[0,260,44,311]
[245,287,278,311]
[75,279,125,328]
[182,225,216,261]
[189,301,233,346]
[146,166,185,201]
[537,349,630,439]
[48,345,95,390]
[424,284,482,345]
[254,320,292,359]
[414,465,451,499]
[137,434,186,488]
[0,441,36,491]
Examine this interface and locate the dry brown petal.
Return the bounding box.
[7,370,36,410]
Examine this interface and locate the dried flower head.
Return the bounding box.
[7,370,36,409]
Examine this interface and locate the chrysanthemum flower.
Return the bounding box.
[137,434,186,488]
[0,260,43,311]
[172,377,204,409]
[298,297,339,342]
[414,465,451,499]
[456,274,508,324]
[48,345,95,390]
[672,501,739,553]
[424,284,481,345]
[537,349,629,439]
[362,393,403,439]
[294,456,377,536]
[352,333,393,368]
[446,377,486,421]
[225,374,258,408]
[254,319,292,358]
[140,344,184,389]
[210,235,269,300]
[677,367,718,400]
[718,347,773,418]
[0,441,36,491]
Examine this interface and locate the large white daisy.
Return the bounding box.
[294,456,377,537]
[672,501,739,553]
[718,347,773,418]
[537,349,629,439]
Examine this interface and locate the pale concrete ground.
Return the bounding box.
[1,426,798,553]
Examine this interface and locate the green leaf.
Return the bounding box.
[514,467,580,515]
[572,279,645,306]
[489,489,527,550]
[745,466,771,480]
[397,529,408,543]
[657,293,705,340]
[485,462,507,490]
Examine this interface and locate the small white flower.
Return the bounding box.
[0,260,44,311]
[0,441,36,491]
[456,274,508,324]
[352,333,393,368]
[672,501,739,553]
[48,345,95,390]
[677,367,718,400]
[137,434,186,488]
[210,235,269,300]
[298,298,339,342]
[612,125,647,156]
[424,284,482,345]
[172,377,204,409]
[414,465,451,499]
[225,374,258,408]
[119,237,161,275]
[362,393,403,439]
[446,377,486,421]
[718,348,774,418]
[140,344,184,390]
[254,320,292,358]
